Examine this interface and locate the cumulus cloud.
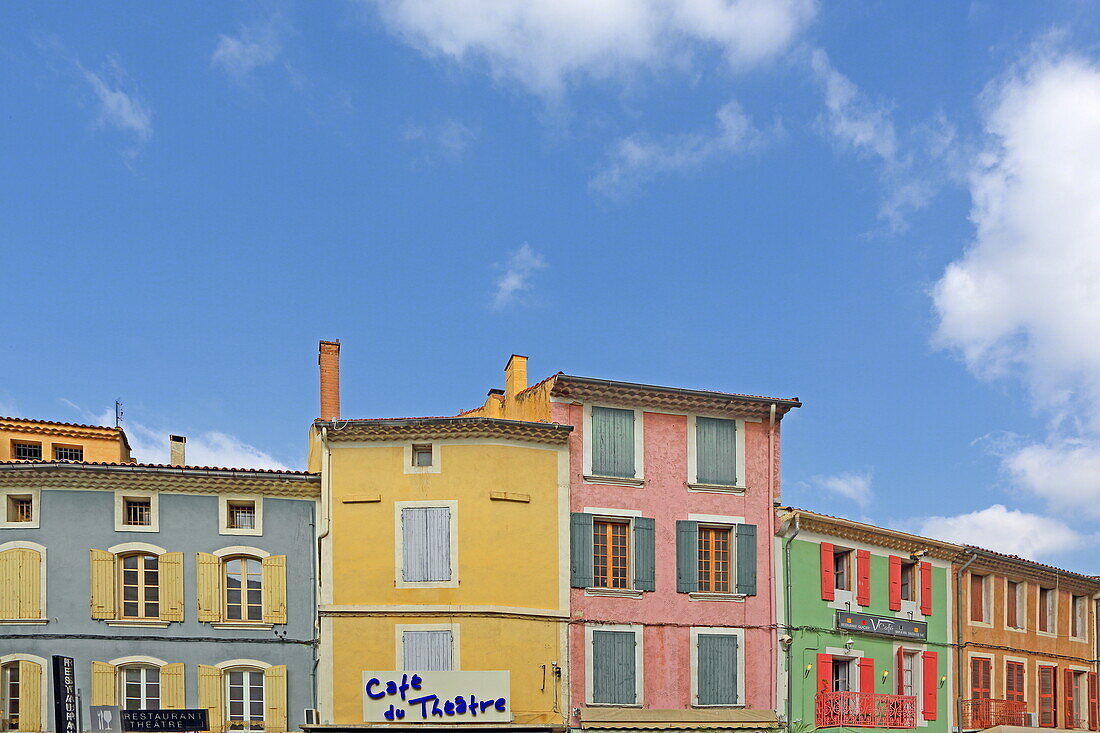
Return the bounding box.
[211,16,287,82]
[813,471,873,508]
[591,100,761,196]
[918,505,1086,559]
[367,0,816,96]
[932,50,1100,511]
[492,243,546,309]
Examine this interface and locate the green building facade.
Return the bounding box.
[776,509,960,733]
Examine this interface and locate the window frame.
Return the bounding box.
[394,500,459,589]
[690,627,744,707]
[114,491,160,533]
[969,573,990,625]
[118,552,161,620]
[223,666,266,732]
[1004,658,1027,704]
[222,555,264,624]
[403,443,441,475]
[51,444,84,462]
[969,654,994,700]
[0,654,47,733]
[10,442,42,461]
[218,496,263,537]
[896,647,922,699]
[697,525,734,594]
[395,623,460,671]
[1071,595,1086,640]
[1038,587,1056,636]
[1038,664,1058,728]
[0,488,40,530]
[592,517,631,590]
[0,660,20,732]
[120,664,162,711]
[833,548,852,592]
[585,623,643,707]
[686,415,747,492]
[1005,580,1026,631]
[582,404,645,486]
[0,541,48,622]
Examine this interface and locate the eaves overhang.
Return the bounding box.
[776,507,962,561]
[315,417,572,445]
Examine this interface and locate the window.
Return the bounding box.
[121,666,160,710]
[1072,595,1085,638]
[403,630,452,671]
[5,496,32,524]
[591,629,638,705]
[900,562,915,601]
[1039,666,1057,728]
[124,499,152,527]
[899,651,920,697]
[226,502,256,531]
[1,662,19,732]
[412,444,433,467]
[695,632,739,705]
[593,520,629,589]
[834,549,851,591]
[970,658,991,700]
[1007,581,1023,629]
[225,669,265,731]
[11,443,40,461]
[698,526,732,593]
[52,445,83,461]
[695,417,736,486]
[1068,670,1088,729]
[224,557,263,622]
[591,406,635,479]
[401,506,453,583]
[0,545,45,619]
[970,574,987,622]
[1005,661,1025,704]
[120,554,159,619]
[1039,587,1054,633]
[832,658,851,692]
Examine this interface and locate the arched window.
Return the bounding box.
[120,554,159,619]
[224,668,265,731]
[120,666,160,710]
[1,661,20,731]
[0,657,42,733]
[223,557,262,622]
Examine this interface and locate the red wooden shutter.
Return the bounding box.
[922,651,938,720]
[919,561,933,615]
[888,555,902,611]
[1040,666,1057,728]
[1006,661,1025,703]
[817,653,833,695]
[1067,669,1077,729]
[859,657,875,693]
[820,543,835,601]
[971,658,991,699]
[1089,672,1098,731]
[896,647,906,694]
[856,550,871,606]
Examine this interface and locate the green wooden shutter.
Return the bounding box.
[633,517,655,592]
[696,417,736,485]
[592,406,635,478]
[570,513,593,588]
[676,520,699,593]
[698,634,739,705]
[735,524,757,596]
[593,630,636,704]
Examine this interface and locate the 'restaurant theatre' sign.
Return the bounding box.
[362,671,511,723]
[836,611,928,641]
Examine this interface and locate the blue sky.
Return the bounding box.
[4,2,1100,568]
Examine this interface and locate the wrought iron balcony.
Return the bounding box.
[961,698,1029,729]
[816,691,917,729]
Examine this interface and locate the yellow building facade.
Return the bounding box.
[308,416,572,733]
[0,416,132,463]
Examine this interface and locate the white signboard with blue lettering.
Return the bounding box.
[362,671,511,723]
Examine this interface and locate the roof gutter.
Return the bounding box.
[554,375,802,409]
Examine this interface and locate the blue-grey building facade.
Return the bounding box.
[0,460,319,733]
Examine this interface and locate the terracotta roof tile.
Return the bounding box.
[0,459,313,476]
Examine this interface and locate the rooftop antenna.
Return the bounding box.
[115,400,123,427]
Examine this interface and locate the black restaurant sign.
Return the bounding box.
[121,710,209,732]
[836,611,928,641]
[52,656,78,733]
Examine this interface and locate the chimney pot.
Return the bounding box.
[319,339,341,421]
[504,354,528,399]
[169,434,187,466]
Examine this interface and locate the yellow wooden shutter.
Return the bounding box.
[261,556,287,625]
[264,666,287,733]
[1,549,41,620]
[89,550,116,620]
[196,553,221,622]
[160,552,184,622]
[161,663,185,709]
[197,665,223,733]
[0,550,14,619]
[17,661,41,732]
[91,662,118,706]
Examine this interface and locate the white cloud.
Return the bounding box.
[211,17,286,82]
[492,243,546,309]
[368,0,816,96]
[76,57,152,150]
[932,51,1100,511]
[813,471,873,508]
[811,49,897,163]
[918,504,1086,559]
[590,99,761,196]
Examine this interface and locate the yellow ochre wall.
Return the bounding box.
[0,419,131,462]
[318,435,569,727]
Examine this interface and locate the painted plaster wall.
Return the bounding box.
[555,402,778,715]
[783,534,952,733]
[0,488,316,730]
[0,423,129,462]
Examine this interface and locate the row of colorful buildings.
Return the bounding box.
[2,342,1098,733]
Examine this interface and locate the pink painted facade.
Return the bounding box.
[553,401,784,722]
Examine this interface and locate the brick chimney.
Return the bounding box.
[505,354,528,399]
[319,339,341,421]
[169,435,186,466]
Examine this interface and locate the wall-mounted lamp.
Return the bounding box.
[939,676,947,689]
[910,549,930,560]
[805,664,813,677]
[844,638,855,651]
[881,670,890,683]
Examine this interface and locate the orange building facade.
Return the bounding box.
[0,416,132,464]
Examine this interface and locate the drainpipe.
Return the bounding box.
[314,426,332,721]
[783,513,801,730]
[768,402,780,715]
[955,550,978,733]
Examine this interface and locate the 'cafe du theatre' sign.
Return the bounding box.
[362,671,511,723]
[836,611,928,641]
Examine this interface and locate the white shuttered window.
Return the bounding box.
[402,507,452,582]
[403,630,453,671]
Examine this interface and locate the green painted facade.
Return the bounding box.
[779,529,954,733]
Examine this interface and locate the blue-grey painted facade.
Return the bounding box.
[0,464,319,732]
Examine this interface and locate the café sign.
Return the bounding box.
[836,611,927,641]
[362,671,511,723]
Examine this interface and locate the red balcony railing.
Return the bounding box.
[816,691,917,729]
[961,699,1029,729]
